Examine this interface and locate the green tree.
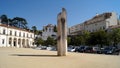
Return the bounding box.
[12,17,28,29]
[74,35,84,46]
[35,38,44,46]
[32,26,37,34]
[82,31,90,45]
[37,30,42,35]
[0,14,8,24]
[67,37,71,46]
[8,18,12,25]
[54,25,57,32]
[69,35,84,46]
[44,37,56,46]
[110,28,120,46]
[89,30,107,47]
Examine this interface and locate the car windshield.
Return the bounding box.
[104,47,112,50]
[80,46,85,49]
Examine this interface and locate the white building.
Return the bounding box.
[0,23,35,48]
[84,12,118,32]
[68,12,119,35]
[69,23,84,35]
[41,24,57,40]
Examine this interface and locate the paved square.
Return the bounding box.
[0,47,120,68]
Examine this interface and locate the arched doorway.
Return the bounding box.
[9,37,12,47]
[26,39,29,48]
[13,38,17,47]
[22,39,25,48]
[18,39,21,48]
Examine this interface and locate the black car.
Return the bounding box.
[84,46,93,53]
[102,47,119,55]
[75,46,85,52]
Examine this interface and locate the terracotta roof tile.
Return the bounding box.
[0,24,33,33]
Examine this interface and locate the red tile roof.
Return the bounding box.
[0,24,33,33]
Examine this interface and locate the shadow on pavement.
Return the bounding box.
[11,54,58,57]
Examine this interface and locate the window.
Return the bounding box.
[15,31,17,36]
[19,32,21,37]
[103,26,105,30]
[10,31,12,35]
[23,33,25,37]
[31,34,32,38]
[3,29,6,34]
[27,34,28,38]
[18,39,20,45]
[2,39,4,44]
[86,26,88,28]
[9,38,12,44]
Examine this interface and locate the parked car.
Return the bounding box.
[68,47,76,52]
[84,46,93,53]
[92,47,101,53]
[35,46,42,50]
[47,47,52,50]
[41,46,47,50]
[96,48,104,54]
[74,46,84,52]
[102,46,119,55]
[78,46,85,52]
[113,48,120,55]
[50,46,57,51]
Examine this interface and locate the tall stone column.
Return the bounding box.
[57,8,67,56]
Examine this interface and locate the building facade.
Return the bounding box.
[0,23,34,48]
[41,24,57,40]
[68,23,84,35]
[84,12,118,32]
[68,12,119,35]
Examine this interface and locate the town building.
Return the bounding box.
[68,23,84,35]
[84,12,118,32]
[68,12,119,35]
[41,24,57,40]
[0,21,35,48]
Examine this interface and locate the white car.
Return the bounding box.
[68,47,75,52]
[35,46,42,50]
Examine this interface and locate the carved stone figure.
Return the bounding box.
[57,8,67,56]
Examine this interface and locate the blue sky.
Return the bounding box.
[0,0,120,30]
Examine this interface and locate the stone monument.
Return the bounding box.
[57,8,67,56]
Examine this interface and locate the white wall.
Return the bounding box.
[0,25,34,48]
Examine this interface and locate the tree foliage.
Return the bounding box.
[0,14,8,24]
[32,26,37,34]
[68,29,120,47]
[11,17,28,29]
[35,38,44,46]
[0,15,28,29]
[110,28,120,46]
[54,25,57,32]
[44,37,56,46]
